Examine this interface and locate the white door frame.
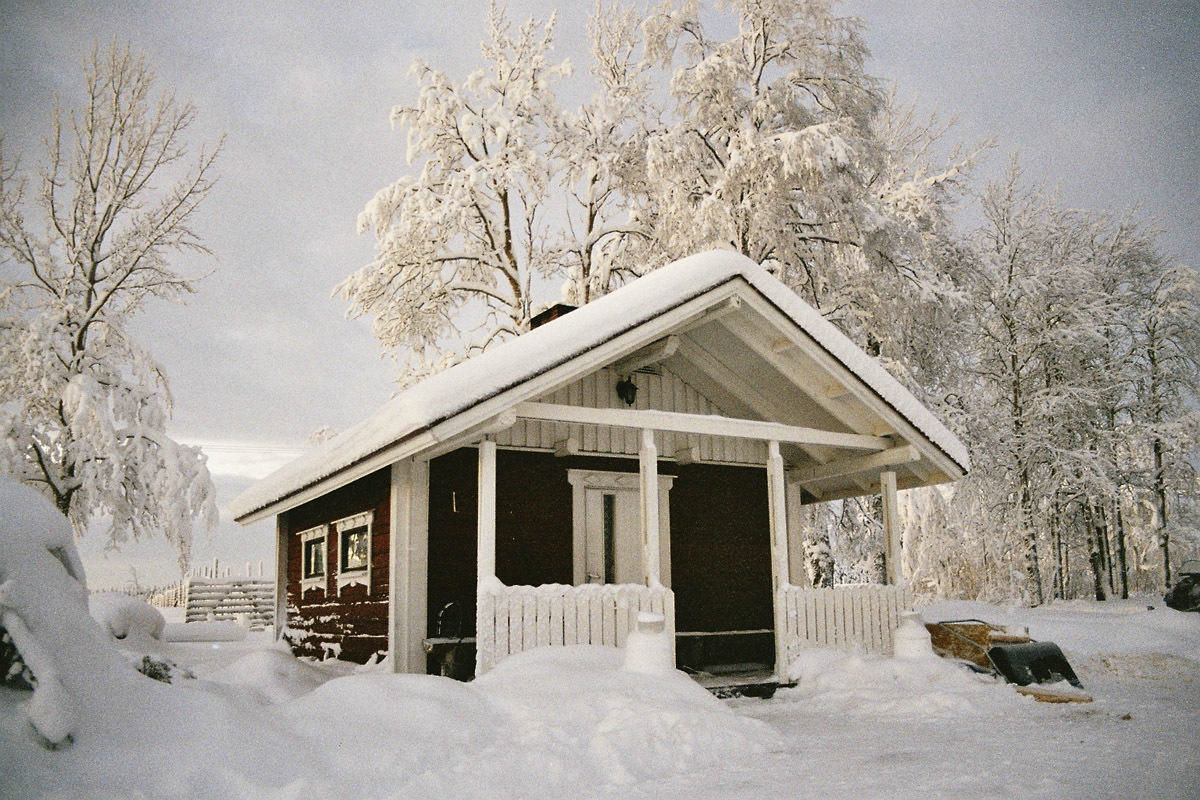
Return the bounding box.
[567,469,673,587]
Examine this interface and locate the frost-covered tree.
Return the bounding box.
[635,1,979,326]
[930,160,1200,603]
[350,0,980,386]
[1127,253,1200,586]
[556,3,658,305]
[344,4,570,380]
[0,45,218,567]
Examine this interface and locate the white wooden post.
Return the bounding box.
[273,514,288,641]
[477,440,498,584]
[881,470,902,585]
[767,441,790,678]
[389,458,430,674]
[639,429,661,587]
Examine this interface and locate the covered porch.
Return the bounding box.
[469,400,914,680]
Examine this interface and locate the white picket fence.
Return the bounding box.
[476,583,674,674]
[184,577,275,629]
[779,584,912,663]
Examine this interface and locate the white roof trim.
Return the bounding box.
[232,250,968,522]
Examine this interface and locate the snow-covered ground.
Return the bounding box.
[3,594,1197,799]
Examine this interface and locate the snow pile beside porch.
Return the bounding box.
[3,635,777,799]
[783,648,1023,717]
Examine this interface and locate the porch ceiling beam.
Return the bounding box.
[674,333,831,466]
[791,444,920,485]
[611,335,679,376]
[513,401,890,451]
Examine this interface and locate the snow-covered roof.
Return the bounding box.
[232,250,968,522]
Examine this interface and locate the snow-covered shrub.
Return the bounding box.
[1,624,34,689]
[89,592,166,641]
[133,654,193,684]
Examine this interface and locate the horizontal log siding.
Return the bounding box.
[494,367,766,465]
[284,467,390,663]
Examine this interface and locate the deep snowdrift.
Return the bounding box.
[1,483,1195,800]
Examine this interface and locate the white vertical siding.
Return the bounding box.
[492,367,766,464]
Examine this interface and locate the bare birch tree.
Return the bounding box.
[0,45,219,567]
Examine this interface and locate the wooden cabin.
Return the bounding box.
[231,250,969,680]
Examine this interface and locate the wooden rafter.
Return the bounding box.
[790,444,920,485]
[513,401,890,451]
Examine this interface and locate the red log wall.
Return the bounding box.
[283,467,390,664]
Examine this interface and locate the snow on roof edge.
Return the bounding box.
[231,250,968,521]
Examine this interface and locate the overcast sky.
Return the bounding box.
[2,1,1197,587]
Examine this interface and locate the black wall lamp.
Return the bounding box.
[615,377,638,406]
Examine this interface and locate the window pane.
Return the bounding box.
[342,527,369,571]
[304,538,325,578]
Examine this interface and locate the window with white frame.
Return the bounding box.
[335,511,373,594]
[299,525,328,593]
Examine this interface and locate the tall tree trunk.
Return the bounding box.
[1096,501,1115,599]
[1085,504,1107,601]
[1153,435,1171,587]
[1019,473,1044,605]
[1113,497,1130,599]
[1051,496,1066,600]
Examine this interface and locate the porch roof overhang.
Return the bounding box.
[231,250,969,525]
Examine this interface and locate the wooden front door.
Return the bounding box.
[582,486,640,584]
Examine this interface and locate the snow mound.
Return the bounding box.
[277,645,780,798]
[0,479,124,746]
[473,646,781,790]
[206,647,328,703]
[89,592,165,641]
[783,648,1023,717]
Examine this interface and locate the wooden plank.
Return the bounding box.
[589,591,603,645]
[549,592,564,646]
[881,470,902,585]
[477,591,495,674]
[522,591,537,652]
[597,373,611,453]
[514,402,889,451]
[494,591,510,661]
[602,591,617,646]
[477,441,497,583]
[581,374,597,452]
[616,587,630,647]
[537,591,551,648]
[793,446,920,485]
[563,590,577,646]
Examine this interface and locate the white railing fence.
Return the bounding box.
[476,583,674,675]
[779,583,913,665]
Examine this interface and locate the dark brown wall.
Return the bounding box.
[283,467,390,664]
[669,463,773,633]
[425,447,771,641]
